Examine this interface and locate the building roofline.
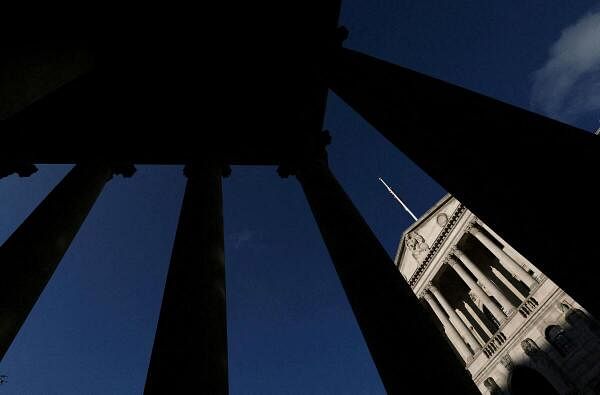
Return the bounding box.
[394,193,453,273]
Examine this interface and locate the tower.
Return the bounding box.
[395,194,600,394]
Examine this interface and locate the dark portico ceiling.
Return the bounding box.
[2,1,342,165]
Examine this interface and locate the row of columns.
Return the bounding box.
[0,155,479,394]
[423,286,479,362]
[448,256,506,325]
[287,153,478,394]
[422,227,539,360]
[0,157,536,391]
[470,228,537,289]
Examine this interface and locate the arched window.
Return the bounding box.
[545,325,573,357]
[566,308,600,337]
[484,377,502,395]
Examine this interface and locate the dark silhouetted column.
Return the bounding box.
[144,163,228,395]
[327,47,600,317]
[0,163,134,360]
[283,151,477,394]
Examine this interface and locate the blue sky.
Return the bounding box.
[1,1,599,394]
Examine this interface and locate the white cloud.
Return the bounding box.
[531,9,600,122]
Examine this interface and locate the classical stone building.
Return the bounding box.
[395,195,600,394]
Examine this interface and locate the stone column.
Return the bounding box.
[423,291,472,362]
[464,301,494,339]
[144,163,228,394]
[282,143,478,394]
[469,227,536,289]
[0,163,134,361]
[429,285,481,352]
[454,249,514,314]
[491,267,527,301]
[456,307,486,346]
[447,258,506,325]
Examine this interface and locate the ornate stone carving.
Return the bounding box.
[446,256,458,267]
[483,377,502,394]
[557,302,572,314]
[422,290,434,301]
[468,225,481,235]
[436,213,448,226]
[408,204,467,287]
[521,338,541,359]
[468,292,478,304]
[405,231,430,261]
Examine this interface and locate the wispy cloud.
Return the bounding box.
[531,8,600,122]
[232,229,256,249]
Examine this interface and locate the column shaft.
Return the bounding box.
[456,308,486,346]
[464,301,493,339]
[294,159,477,394]
[430,286,480,352]
[0,164,115,361]
[471,229,536,289]
[455,250,514,314]
[448,260,506,324]
[423,293,472,361]
[491,267,527,301]
[144,164,228,394]
[327,46,600,319]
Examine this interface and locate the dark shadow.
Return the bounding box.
[465,296,498,336]
[513,312,600,394]
[510,366,558,395]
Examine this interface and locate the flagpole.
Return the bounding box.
[378,177,418,222]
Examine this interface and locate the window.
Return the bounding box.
[545,325,573,357]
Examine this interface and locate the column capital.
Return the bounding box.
[277,130,331,178]
[468,291,478,304]
[446,256,459,267]
[112,163,137,178]
[74,162,136,179]
[422,290,434,301]
[453,248,465,258]
[428,283,440,294]
[0,162,38,179]
[467,226,481,236]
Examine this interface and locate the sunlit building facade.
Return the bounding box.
[395,195,600,394]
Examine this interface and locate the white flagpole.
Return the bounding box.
[378,177,418,222]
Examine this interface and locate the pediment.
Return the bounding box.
[396,194,461,280]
